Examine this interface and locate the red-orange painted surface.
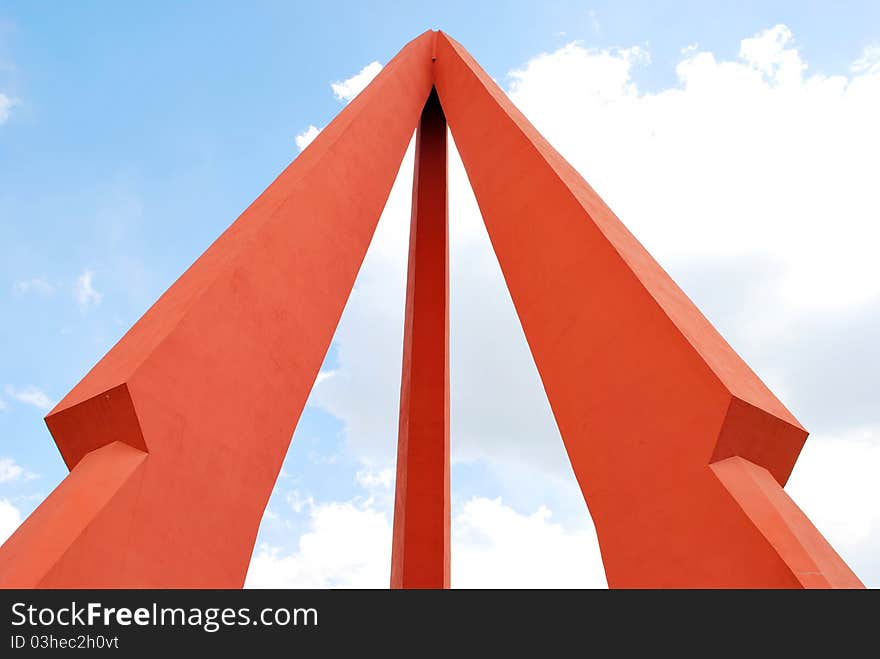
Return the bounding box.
[391,88,450,589]
[0,30,863,589]
[433,31,862,588]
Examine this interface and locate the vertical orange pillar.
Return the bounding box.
[391,88,450,589]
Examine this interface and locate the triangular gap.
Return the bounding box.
[245,131,419,588]
[447,132,608,588]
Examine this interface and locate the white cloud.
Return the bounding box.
[507,28,880,313]
[0,458,23,483]
[851,44,880,74]
[246,494,604,588]
[355,467,394,491]
[246,499,391,588]
[0,499,21,545]
[286,489,314,514]
[295,124,321,151]
[314,370,334,385]
[0,94,16,125]
[738,24,806,83]
[12,277,55,297]
[331,61,383,102]
[4,385,54,411]
[453,497,606,588]
[787,428,880,554]
[74,269,102,310]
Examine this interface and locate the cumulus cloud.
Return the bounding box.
[295,124,321,151]
[453,497,606,588]
[74,269,102,310]
[787,427,880,583]
[0,458,23,483]
[738,24,806,82]
[355,467,394,491]
[246,495,604,588]
[851,43,880,74]
[0,499,21,545]
[4,385,54,411]
[507,25,880,313]
[246,499,391,588]
[331,61,382,102]
[286,490,314,514]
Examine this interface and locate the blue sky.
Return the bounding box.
[1,2,879,587]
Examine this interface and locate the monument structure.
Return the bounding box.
[0,31,863,588]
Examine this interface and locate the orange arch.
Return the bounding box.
[0,30,862,589]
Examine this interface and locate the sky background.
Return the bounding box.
[1,1,878,587]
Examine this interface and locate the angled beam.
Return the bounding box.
[433,31,862,588]
[0,31,436,587]
[391,88,450,589]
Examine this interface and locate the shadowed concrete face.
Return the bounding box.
[0,30,863,589]
[391,88,450,589]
